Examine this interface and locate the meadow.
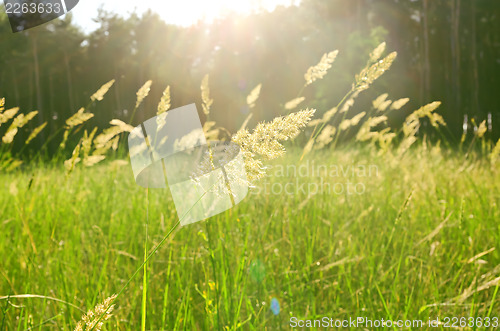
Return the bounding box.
[1,41,499,330]
[1,144,499,329]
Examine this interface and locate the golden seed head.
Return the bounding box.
[305,50,338,86]
[247,84,262,109]
[233,108,315,182]
[90,79,115,102]
[136,80,153,109]
[157,86,171,115]
[285,97,306,110]
[201,74,213,116]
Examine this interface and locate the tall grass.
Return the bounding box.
[1,42,499,329]
[1,145,499,329]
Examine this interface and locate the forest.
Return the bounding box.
[1,0,499,154]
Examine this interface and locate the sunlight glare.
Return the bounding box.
[71,0,298,32]
[155,0,297,26]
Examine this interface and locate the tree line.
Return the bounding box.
[0,0,499,154]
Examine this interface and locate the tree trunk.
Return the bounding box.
[422,0,431,102]
[470,0,479,117]
[32,33,45,140]
[451,0,461,115]
[11,66,20,105]
[64,51,75,111]
[114,65,122,114]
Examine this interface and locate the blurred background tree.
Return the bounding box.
[1,0,499,155]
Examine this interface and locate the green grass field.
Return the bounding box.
[1,145,499,330]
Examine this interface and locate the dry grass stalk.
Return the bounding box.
[0,107,19,125]
[90,80,115,102]
[26,122,47,145]
[157,86,171,115]
[308,107,338,127]
[369,42,386,63]
[247,84,262,109]
[232,109,315,181]
[66,108,94,129]
[315,125,336,150]
[305,50,338,86]
[285,97,306,110]
[339,112,366,132]
[476,120,487,138]
[201,74,213,116]
[135,80,153,109]
[356,116,388,142]
[490,139,500,166]
[64,142,81,173]
[355,51,397,91]
[2,111,38,144]
[390,98,410,110]
[74,294,117,331]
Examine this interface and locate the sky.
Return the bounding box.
[70,0,298,32]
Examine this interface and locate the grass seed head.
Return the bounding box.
[90,79,115,102]
[233,108,315,181]
[247,84,262,109]
[136,80,153,109]
[157,86,171,115]
[285,97,306,110]
[74,294,117,331]
[305,50,338,86]
[201,74,213,116]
